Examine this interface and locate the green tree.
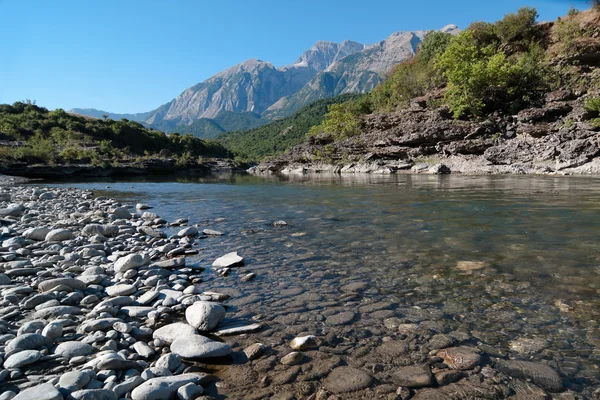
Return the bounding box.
[494,7,539,44]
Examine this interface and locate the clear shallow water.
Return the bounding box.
[45,173,600,393]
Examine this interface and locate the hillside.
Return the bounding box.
[217,94,363,161]
[0,102,234,176]
[254,7,600,176]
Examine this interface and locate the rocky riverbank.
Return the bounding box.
[0,159,244,180]
[251,90,600,176]
[0,185,594,400]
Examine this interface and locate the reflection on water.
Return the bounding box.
[43,173,600,392]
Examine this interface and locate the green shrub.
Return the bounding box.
[436,30,546,118]
[584,96,600,115]
[371,58,442,112]
[175,151,194,168]
[495,7,539,44]
[307,103,362,139]
[419,31,454,64]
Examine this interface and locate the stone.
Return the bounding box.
[38,277,85,292]
[131,373,208,400]
[97,358,139,370]
[177,383,203,400]
[111,207,131,219]
[290,335,319,351]
[136,203,152,210]
[152,322,197,344]
[437,347,481,370]
[456,261,488,272]
[392,365,433,388]
[54,341,94,358]
[0,274,11,285]
[185,301,226,331]
[106,284,136,297]
[70,389,117,400]
[22,227,51,241]
[114,253,149,273]
[434,370,463,386]
[133,341,155,358]
[281,351,304,365]
[509,337,548,355]
[58,370,92,391]
[3,350,41,369]
[120,306,155,318]
[212,252,243,268]
[45,229,74,242]
[12,382,62,400]
[495,360,563,392]
[323,367,373,394]
[6,333,48,352]
[177,226,198,237]
[82,224,119,237]
[326,311,356,326]
[243,343,266,361]
[155,353,182,372]
[32,305,81,320]
[202,229,223,236]
[113,376,145,398]
[170,335,232,359]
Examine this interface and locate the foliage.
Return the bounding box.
[419,31,454,64]
[0,102,232,165]
[217,94,362,161]
[370,58,441,112]
[494,7,539,44]
[436,29,547,118]
[550,7,600,60]
[307,102,362,140]
[584,96,600,115]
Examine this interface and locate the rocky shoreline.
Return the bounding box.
[0,159,244,180]
[251,90,600,177]
[0,184,594,400]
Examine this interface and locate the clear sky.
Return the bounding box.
[0,0,588,113]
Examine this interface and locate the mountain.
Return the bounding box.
[73,25,457,136]
[69,108,151,122]
[263,27,460,119]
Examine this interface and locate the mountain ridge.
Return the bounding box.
[72,25,458,137]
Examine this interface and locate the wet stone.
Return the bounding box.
[326,311,357,326]
[392,364,434,388]
[323,366,373,394]
[437,347,481,370]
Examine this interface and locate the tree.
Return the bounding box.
[102,114,108,120]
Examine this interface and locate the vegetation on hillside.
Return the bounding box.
[0,101,231,167]
[306,5,600,141]
[217,94,363,161]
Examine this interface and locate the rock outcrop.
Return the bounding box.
[254,90,600,175]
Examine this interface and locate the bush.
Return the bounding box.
[585,96,600,115]
[419,31,454,64]
[371,58,442,112]
[495,7,539,44]
[307,103,362,139]
[175,151,194,168]
[436,30,546,118]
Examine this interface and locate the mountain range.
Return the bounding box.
[71,24,459,138]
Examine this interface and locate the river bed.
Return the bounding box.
[44,173,600,398]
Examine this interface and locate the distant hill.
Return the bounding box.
[217,93,363,161]
[69,108,152,122]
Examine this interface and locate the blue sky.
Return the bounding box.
[0,0,588,113]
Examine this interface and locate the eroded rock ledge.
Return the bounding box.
[253,90,600,176]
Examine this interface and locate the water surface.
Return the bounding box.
[46,173,600,393]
